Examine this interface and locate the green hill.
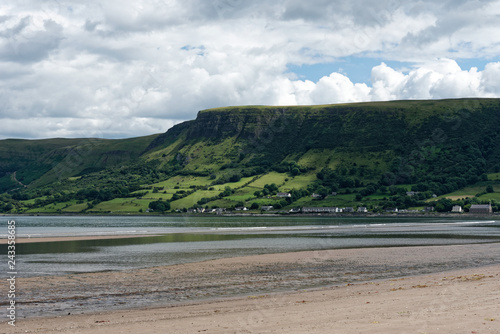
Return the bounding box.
[1,98,500,214]
[0,135,159,191]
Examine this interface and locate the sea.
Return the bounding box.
[2,215,500,278]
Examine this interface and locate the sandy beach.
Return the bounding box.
[9,267,500,333]
[5,241,500,333]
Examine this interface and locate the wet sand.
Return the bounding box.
[7,244,500,333]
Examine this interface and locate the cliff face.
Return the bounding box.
[138,98,500,192]
[149,98,500,163]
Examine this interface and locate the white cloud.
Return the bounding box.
[1,0,500,139]
[370,63,407,101]
[287,59,496,104]
[309,73,371,104]
[481,62,500,96]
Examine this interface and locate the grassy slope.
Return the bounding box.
[0,134,159,190]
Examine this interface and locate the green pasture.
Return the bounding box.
[247,172,288,188]
[281,173,317,190]
[141,191,173,200]
[170,190,221,210]
[25,200,76,213]
[91,198,150,213]
[150,175,212,189]
[62,202,89,213]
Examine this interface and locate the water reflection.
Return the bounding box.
[1,216,499,277]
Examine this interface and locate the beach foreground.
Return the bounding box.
[10,265,500,333]
[7,244,500,333]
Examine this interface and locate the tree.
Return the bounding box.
[149,200,171,212]
[486,185,494,193]
[316,186,329,198]
[434,198,453,212]
[220,186,232,197]
[264,183,279,195]
[250,202,259,210]
[229,173,242,183]
[360,184,377,196]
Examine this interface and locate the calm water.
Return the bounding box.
[2,215,500,278]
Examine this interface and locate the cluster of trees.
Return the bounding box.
[148,199,171,212]
[308,167,364,198]
[196,186,234,206]
[272,161,308,176]
[214,172,242,184]
[75,185,140,202]
[253,183,279,197]
[0,194,15,212]
[373,194,430,210]
[2,179,145,212]
[251,186,309,210]
[409,175,486,197]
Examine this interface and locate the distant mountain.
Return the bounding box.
[0,136,158,191]
[1,98,500,214]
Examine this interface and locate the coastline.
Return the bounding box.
[10,258,500,333]
[2,212,499,219]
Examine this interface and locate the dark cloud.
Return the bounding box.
[0,18,63,63]
[0,16,30,38]
[83,19,100,32]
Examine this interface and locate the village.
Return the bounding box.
[168,188,495,216]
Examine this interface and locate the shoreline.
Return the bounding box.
[2,212,500,218]
[10,262,500,333]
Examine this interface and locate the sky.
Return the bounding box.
[1,0,500,139]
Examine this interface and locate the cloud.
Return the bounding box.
[286,59,495,104]
[0,16,64,63]
[1,0,500,139]
[308,73,371,104]
[0,117,177,139]
[481,62,500,95]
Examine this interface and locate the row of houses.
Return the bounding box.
[179,207,227,214]
[300,204,494,214]
[174,203,493,215]
[301,207,368,213]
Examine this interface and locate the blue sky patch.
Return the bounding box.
[287,57,413,84]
